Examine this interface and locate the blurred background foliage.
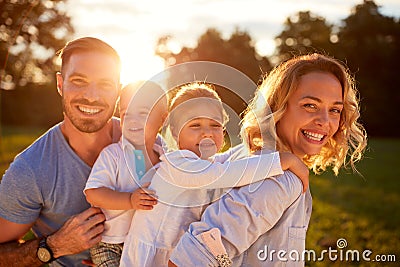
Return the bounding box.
[156,0,400,138]
[0,0,73,127]
[1,0,399,137]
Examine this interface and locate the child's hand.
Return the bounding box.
[130,182,158,210]
[279,152,309,193]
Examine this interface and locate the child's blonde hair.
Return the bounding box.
[169,82,229,126]
[119,80,167,125]
[241,53,367,175]
[163,82,229,151]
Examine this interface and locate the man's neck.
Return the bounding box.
[60,118,115,167]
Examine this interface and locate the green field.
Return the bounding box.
[0,126,46,176]
[0,127,399,266]
[306,138,400,266]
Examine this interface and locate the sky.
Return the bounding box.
[65,0,400,85]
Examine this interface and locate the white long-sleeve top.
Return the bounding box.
[169,148,312,267]
[119,147,283,267]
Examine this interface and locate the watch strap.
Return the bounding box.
[37,237,55,263]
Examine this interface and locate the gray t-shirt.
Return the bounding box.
[0,119,121,266]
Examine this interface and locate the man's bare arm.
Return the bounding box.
[0,239,42,267]
[0,207,105,266]
[0,217,41,267]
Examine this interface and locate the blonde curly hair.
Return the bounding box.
[241,53,367,175]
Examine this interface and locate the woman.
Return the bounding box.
[168,53,367,266]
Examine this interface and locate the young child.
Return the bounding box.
[84,80,168,267]
[119,82,308,267]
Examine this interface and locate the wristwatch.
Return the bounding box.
[37,237,55,263]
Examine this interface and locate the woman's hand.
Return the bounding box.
[279,152,309,192]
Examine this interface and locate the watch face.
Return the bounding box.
[38,247,52,262]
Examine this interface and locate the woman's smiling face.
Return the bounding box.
[276,71,343,158]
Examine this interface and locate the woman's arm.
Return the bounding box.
[169,171,303,266]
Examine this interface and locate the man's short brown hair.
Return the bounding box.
[57,37,121,76]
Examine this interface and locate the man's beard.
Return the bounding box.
[62,97,114,133]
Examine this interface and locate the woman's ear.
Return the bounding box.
[56,72,63,96]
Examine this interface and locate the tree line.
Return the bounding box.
[1,0,399,137]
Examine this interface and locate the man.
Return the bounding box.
[0,37,122,266]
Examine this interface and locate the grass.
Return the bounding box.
[0,126,45,242]
[0,127,399,266]
[306,138,400,266]
[0,126,46,177]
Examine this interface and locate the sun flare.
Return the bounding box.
[113,40,165,86]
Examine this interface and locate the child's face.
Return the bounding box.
[119,93,131,128]
[177,117,224,159]
[144,99,167,144]
[123,95,167,146]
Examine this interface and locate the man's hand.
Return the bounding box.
[47,207,105,258]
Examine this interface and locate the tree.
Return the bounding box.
[0,0,74,89]
[335,0,400,136]
[0,0,73,128]
[156,28,272,84]
[155,28,272,118]
[274,11,335,62]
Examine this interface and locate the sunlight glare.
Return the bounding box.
[114,42,165,86]
[255,39,276,57]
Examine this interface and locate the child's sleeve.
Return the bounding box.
[84,146,119,194]
[211,144,245,163]
[157,150,283,189]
